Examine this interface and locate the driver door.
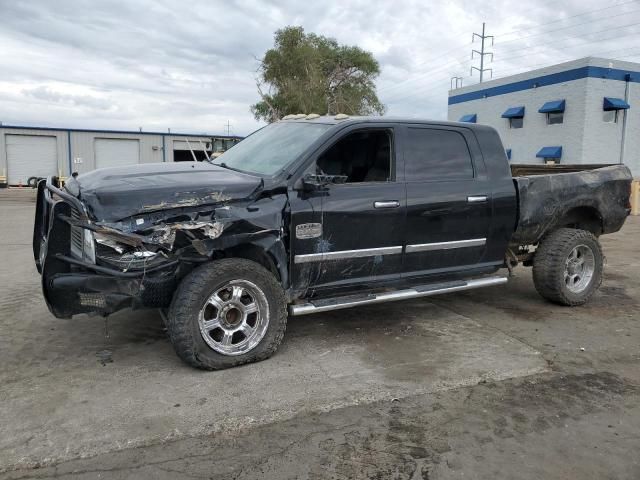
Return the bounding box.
[290,124,406,297]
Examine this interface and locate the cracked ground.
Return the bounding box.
[1,189,639,479]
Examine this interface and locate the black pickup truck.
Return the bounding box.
[33,116,633,369]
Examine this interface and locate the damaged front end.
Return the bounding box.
[34,175,288,319]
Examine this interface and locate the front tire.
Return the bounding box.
[532,228,603,306]
[167,258,287,370]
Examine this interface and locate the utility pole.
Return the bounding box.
[471,23,494,83]
[224,120,232,136]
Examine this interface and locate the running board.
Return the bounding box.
[289,276,508,316]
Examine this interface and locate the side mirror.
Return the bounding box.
[302,173,348,191]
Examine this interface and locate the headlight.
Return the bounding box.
[94,233,163,271]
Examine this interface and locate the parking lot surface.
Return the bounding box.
[1,189,639,479]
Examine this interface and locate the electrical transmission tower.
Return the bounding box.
[471,23,494,82]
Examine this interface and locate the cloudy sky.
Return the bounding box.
[1,0,639,136]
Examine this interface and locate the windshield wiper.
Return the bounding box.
[212,162,246,174]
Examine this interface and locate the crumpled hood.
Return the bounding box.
[68,162,262,223]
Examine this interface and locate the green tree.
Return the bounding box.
[252,26,385,122]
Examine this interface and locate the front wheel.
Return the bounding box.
[532,228,603,306]
[167,258,287,370]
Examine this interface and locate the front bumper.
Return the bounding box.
[33,177,178,318]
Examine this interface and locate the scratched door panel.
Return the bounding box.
[308,182,406,291]
[288,189,324,294]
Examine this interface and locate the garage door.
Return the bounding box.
[95,138,140,169]
[6,135,57,185]
[173,140,211,151]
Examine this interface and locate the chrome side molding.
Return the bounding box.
[289,276,507,316]
[373,200,400,209]
[405,238,486,253]
[294,245,402,264]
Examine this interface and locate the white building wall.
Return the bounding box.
[624,82,640,176]
[581,77,624,164]
[582,77,639,176]
[448,57,640,177]
[448,79,588,165]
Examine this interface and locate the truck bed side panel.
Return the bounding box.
[511,165,632,246]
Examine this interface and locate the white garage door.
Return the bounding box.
[95,138,140,169]
[173,140,211,151]
[6,135,58,185]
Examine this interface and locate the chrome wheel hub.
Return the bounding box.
[564,244,595,294]
[198,280,269,356]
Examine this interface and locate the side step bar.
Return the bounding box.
[289,276,507,316]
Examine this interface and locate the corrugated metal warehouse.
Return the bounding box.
[0,125,242,186]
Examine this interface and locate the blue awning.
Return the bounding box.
[536,146,562,159]
[538,99,565,113]
[459,114,477,123]
[501,106,525,118]
[603,97,630,110]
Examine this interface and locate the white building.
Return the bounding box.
[448,57,639,177]
[0,125,241,187]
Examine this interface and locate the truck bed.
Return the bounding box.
[511,165,632,246]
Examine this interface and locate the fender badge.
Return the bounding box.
[296,223,322,239]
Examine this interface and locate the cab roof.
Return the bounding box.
[279,115,496,135]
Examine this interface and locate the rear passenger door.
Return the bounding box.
[401,125,493,279]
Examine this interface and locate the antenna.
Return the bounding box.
[471,22,494,83]
[224,120,232,136]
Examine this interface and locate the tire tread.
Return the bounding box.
[532,228,603,306]
[167,258,287,370]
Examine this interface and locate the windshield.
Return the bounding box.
[217,122,332,175]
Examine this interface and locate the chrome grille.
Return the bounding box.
[70,206,84,258]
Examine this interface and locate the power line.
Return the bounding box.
[384,50,640,115]
[491,24,640,66]
[490,49,640,78]
[496,6,640,46]
[378,4,640,98]
[494,0,638,39]
[384,46,640,106]
[383,18,640,100]
[376,44,472,94]
[494,21,640,59]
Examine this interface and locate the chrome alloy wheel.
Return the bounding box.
[198,280,269,356]
[564,244,596,294]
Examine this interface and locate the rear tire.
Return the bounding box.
[532,228,603,306]
[167,258,287,370]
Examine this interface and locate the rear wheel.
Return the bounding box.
[167,258,287,370]
[532,228,603,306]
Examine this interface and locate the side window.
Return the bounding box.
[509,117,524,129]
[405,128,474,181]
[603,110,618,123]
[317,129,393,183]
[547,112,564,125]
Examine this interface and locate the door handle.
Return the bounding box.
[467,195,487,203]
[374,200,400,209]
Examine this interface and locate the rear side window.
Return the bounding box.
[405,128,474,181]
